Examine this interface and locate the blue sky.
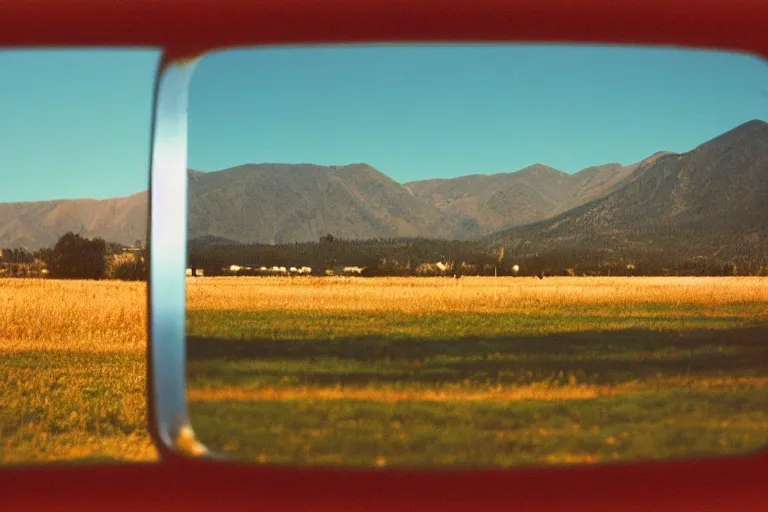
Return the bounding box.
[1,45,767,202]
[0,50,160,202]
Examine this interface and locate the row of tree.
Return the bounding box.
[4,232,766,280]
[188,234,768,277]
[0,232,147,280]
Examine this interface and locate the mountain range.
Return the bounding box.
[0,119,766,256]
[488,119,768,262]
[0,192,147,251]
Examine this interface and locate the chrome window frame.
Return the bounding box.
[148,56,212,458]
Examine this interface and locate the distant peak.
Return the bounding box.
[516,163,566,176]
[575,162,623,172]
[636,151,676,166]
[719,119,768,138]
[738,119,768,129]
[692,119,768,152]
[330,162,384,175]
[336,162,377,171]
[722,119,768,137]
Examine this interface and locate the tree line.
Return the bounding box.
[3,232,765,280]
[0,232,147,280]
[189,234,768,277]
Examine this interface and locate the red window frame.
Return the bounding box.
[1,1,767,510]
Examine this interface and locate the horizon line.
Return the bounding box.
[3,118,765,203]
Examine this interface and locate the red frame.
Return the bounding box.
[2,1,767,510]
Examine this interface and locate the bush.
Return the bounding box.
[107,250,148,281]
[45,232,106,280]
[113,259,148,281]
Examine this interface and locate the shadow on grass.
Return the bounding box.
[187,326,768,387]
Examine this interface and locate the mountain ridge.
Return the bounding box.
[1,119,765,251]
[487,119,768,264]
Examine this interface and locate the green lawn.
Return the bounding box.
[186,304,768,467]
[190,390,768,467]
[0,352,156,464]
[3,277,766,467]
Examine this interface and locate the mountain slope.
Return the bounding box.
[0,192,148,250]
[405,159,647,236]
[489,119,768,262]
[405,164,570,237]
[1,120,765,251]
[186,163,463,244]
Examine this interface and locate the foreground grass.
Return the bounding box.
[187,275,768,314]
[0,278,146,353]
[191,389,768,467]
[0,279,156,464]
[186,276,768,467]
[0,352,155,464]
[2,276,767,467]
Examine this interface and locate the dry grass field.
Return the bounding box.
[2,276,768,467]
[0,279,156,463]
[185,276,768,467]
[187,275,768,312]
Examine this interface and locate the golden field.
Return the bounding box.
[0,279,155,463]
[185,277,768,466]
[187,275,768,312]
[2,276,768,466]
[0,278,147,353]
